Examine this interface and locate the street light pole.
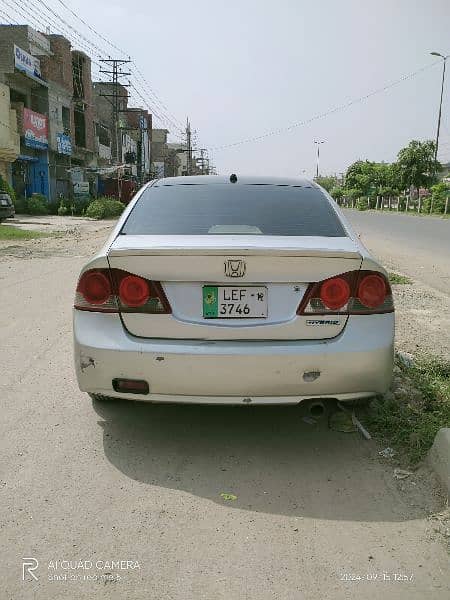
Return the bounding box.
[430,52,449,162]
[314,140,325,178]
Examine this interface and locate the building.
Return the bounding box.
[70,50,96,198]
[40,38,96,201]
[92,81,128,164]
[125,107,152,182]
[92,81,142,201]
[151,128,169,178]
[39,34,73,200]
[0,81,20,183]
[0,25,51,198]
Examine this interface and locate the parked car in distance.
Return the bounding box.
[0,192,15,222]
[73,175,394,406]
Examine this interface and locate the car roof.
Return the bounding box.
[153,175,316,187]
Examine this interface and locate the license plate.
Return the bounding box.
[0,199,8,206]
[203,286,268,318]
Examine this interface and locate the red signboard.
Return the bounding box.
[23,108,48,149]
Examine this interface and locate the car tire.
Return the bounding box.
[88,393,116,402]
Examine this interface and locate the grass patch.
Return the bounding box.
[388,272,413,285]
[365,356,450,464]
[0,224,49,240]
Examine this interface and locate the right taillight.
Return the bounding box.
[357,274,386,309]
[297,270,393,315]
[74,268,171,314]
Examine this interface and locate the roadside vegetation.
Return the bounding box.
[317,139,450,216]
[365,355,450,465]
[11,193,125,220]
[388,272,412,285]
[0,224,50,240]
[85,197,125,219]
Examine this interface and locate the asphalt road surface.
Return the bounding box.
[343,210,450,295]
[1,219,449,600]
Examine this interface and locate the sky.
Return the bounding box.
[2,0,449,177]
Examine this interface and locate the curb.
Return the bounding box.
[427,428,450,497]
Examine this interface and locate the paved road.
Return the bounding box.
[343,210,450,295]
[1,222,449,600]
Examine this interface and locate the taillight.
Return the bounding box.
[357,274,386,309]
[74,268,171,314]
[297,270,393,315]
[119,275,150,307]
[78,271,111,305]
[75,269,117,312]
[319,277,351,310]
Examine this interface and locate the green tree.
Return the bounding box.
[344,160,374,196]
[314,175,338,192]
[343,160,403,198]
[396,140,440,191]
[330,186,344,200]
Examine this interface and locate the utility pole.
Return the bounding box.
[314,140,325,178]
[185,118,192,175]
[194,148,209,175]
[430,52,448,162]
[99,59,132,164]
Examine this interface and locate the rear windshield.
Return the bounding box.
[121,183,346,237]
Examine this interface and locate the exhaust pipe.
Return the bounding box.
[309,401,325,418]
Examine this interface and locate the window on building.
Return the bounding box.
[74,107,86,147]
[72,54,85,100]
[10,89,27,106]
[96,123,110,147]
[62,106,71,133]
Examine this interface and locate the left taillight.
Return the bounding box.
[75,269,117,312]
[74,268,171,314]
[297,270,394,315]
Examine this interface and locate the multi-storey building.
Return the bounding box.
[0,81,20,184]
[0,25,51,198]
[0,23,163,203]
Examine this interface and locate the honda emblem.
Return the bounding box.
[224,259,246,278]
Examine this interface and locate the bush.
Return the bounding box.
[27,194,48,215]
[13,196,28,214]
[57,200,68,216]
[85,197,124,219]
[356,197,368,211]
[330,186,344,200]
[422,182,449,214]
[73,197,91,216]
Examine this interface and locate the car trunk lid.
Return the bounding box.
[108,235,362,340]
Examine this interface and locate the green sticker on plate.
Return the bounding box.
[203,286,218,318]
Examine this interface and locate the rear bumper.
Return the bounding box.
[73,311,394,404]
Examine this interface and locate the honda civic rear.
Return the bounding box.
[73,175,394,404]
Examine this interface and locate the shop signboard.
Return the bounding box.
[23,108,48,150]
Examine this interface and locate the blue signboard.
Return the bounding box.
[56,133,72,155]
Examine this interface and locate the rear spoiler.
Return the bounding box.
[108,235,362,260]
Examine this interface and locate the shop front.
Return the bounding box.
[12,107,49,198]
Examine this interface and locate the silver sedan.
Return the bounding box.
[73,175,394,405]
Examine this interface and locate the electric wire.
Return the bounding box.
[0,0,178,129]
[210,59,447,151]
